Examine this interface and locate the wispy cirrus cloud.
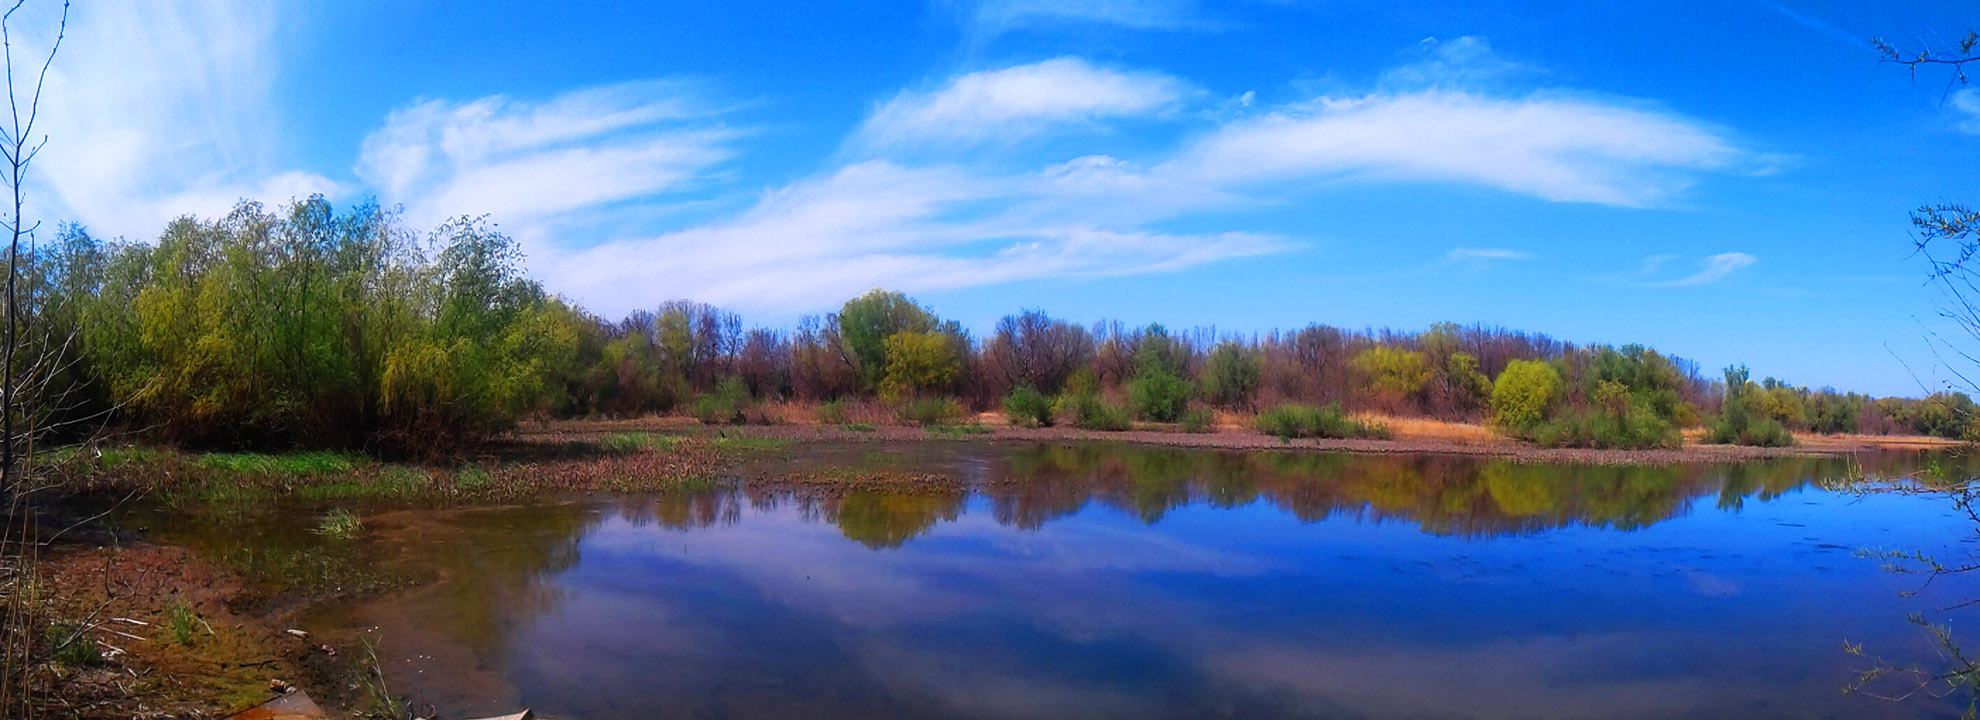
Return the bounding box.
[856,57,1187,150]
[1654,252,1756,286]
[355,80,737,233]
[361,37,1751,313]
[1618,252,1756,287]
[1442,247,1533,271]
[1950,88,1980,135]
[32,0,338,241]
[964,0,1204,33]
[1166,89,1743,207]
[539,160,1284,313]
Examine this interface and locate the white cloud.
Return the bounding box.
[967,0,1200,32]
[356,81,734,233]
[1652,252,1756,286]
[1443,247,1533,268]
[30,0,338,241]
[538,160,1284,315]
[1381,36,1527,90]
[1951,88,1980,135]
[1167,89,1742,207]
[858,57,1186,149]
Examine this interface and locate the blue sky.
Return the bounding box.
[15,0,1980,396]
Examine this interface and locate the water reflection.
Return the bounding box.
[154,443,1979,719]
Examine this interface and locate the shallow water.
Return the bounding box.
[147,444,1980,719]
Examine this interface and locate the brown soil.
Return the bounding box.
[34,542,327,719]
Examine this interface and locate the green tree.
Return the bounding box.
[1201,341,1261,408]
[836,290,937,390]
[879,330,959,400]
[1353,345,1429,407]
[1491,359,1559,431]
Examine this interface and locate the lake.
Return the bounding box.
[138,442,1980,719]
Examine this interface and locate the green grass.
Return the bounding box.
[454,466,491,491]
[161,480,277,509]
[164,600,210,645]
[604,432,680,453]
[710,434,790,454]
[925,424,991,439]
[292,465,432,502]
[314,508,364,539]
[45,623,98,667]
[193,450,363,475]
[1180,407,1216,433]
[839,422,877,432]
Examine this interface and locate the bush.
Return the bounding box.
[1002,386,1055,427]
[1491,359,1559,431]
[896,396,965,426]
[693,376,753,425]
[816,399,849,425]
[1707,412,1794,447]
[1201,341,1261,407]
[1253,403,1390,440]
[1068,394,1132,431]
[1128,370,1191,422]
[1706,365,1796,447]
[1532,404,1680,449]
[1180,406,1216,433]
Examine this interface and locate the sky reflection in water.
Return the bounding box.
[310,445,1979,719]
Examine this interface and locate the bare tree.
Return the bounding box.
[1839,30,1980,718]
[0,1,67,715]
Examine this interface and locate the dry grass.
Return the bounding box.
[1349,414,1509,446]
[1793,432,1964,451]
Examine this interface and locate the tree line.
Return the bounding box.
[16,197,1972,453]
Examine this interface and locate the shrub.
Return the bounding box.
[1069,394,1132,431]
[1128,370,1191,422]
[897,396,965,426]
[1532,404,1680,449]
[1002,386,1055,427]
[816,399,849,425]
[1491,359,1559,431]
[1706,365,1796,447]
[1201,341,1261,407]
[1180,406,1216,433]
[1254,403,1390,440]
[693,376,753,425]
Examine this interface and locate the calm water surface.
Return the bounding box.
[147,444,1980,719]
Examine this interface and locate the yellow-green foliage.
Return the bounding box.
[62,200,568,451]
[1444,351,1491,408]
[838,290,939,390]
[1352,346,1430,398]
[1491,359,1559,430]
[879,331,960,400]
